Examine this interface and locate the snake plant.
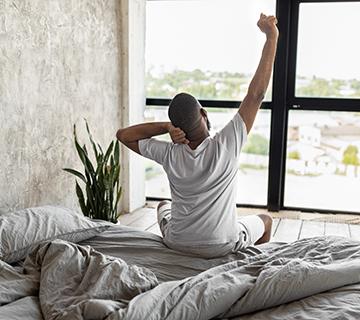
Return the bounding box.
[63,120,122,223]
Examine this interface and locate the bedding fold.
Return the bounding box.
[1,234,360,319]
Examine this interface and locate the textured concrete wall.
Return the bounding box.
[0,0,123,212]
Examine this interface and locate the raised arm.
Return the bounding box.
[239,13,279,134]
[116,122,189,154]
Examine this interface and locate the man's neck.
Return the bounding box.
[187,131,210,150]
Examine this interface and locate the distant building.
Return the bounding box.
[288,126,299,141]
[321,124,360,137]
[299,126,321,147]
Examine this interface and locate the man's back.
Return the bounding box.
[117,13,279,255]
[139,112,248,247]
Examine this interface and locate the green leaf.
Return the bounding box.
[115,167,121,198]
[103,141,114,165]
[97,143,104,155]
[63,168,86,183]
[76,181,88,216]
[105,188,111,221]
[95,154,104,176]
[74,138,87,166]
[114,140,120,165]
[73,124,78,142]
[73,124,96,178]
[92,180,103,219]
[114,186,122,211]
[113,165,120,185]
[83,144,88,156]
[86,184,96,218]
[75,140,96,178]
[84,119,99,159]
[109,157,115,186]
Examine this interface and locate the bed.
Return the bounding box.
[1,206,360,319]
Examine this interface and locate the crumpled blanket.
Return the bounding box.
[1,236,360,319]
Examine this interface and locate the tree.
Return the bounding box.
[342,145,359,177]
[242,134,269,155]
[145,68,251,99]
[350,79,360,97]
[288,150,301,160]
[147,68,359,100]
[297,77,335,97]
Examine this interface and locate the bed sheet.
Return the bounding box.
[80,225,360,319]
[79,225,266,282]
[1,225,360,319]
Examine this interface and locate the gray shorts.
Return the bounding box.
[157,203,265,258]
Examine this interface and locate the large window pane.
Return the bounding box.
[296,2,360,98]
[144,106,270,205]
[284,110,360,212]
[146,0,275,101]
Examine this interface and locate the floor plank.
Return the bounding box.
[299,220,325,239]
[272,218,280,237]
[272,219,303,242]
[127,209,157,231]
[325,222,350,237]
[118,207,152,226]
[123,206,357,243]
[349,224,360,241]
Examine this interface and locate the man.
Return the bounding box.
[117,13,278,258]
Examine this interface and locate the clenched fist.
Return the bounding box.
[257,13,279,40]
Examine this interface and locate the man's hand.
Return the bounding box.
[168,124,189,145]
[257,13,279,40]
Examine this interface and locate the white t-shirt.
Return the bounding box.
[139,112,248,246]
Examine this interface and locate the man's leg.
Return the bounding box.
[254,213,273,244]
[157,200,172,237]
[237,213,273,247]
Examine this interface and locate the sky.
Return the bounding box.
[146,0,360,80]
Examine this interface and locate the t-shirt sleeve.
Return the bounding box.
[214,112,248,159]
[138,138,172,165]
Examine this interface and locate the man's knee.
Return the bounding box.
[258,213,273,234]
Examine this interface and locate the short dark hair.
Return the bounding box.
[168,93,202,134]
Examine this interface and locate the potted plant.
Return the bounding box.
[63,120,122,223]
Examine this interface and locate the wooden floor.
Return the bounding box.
[118,204,360,243]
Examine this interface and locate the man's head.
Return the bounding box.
[168,93,210,141]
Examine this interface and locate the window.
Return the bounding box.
[285,110,360,212]
[295,2,360,98]
[146,0,276,101]
[145,0,360,214]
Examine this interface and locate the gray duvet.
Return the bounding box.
[1,226,360,319]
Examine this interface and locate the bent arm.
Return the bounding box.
[239,15,278,134]
[116,122,170,154]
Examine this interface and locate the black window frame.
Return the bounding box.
[145,0,360,215]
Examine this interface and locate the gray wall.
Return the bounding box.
[0,1,123,212]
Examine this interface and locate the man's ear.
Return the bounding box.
[200,108,211,131]
[200,108,208,117]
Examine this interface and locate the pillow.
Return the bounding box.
[0,205,111,263]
